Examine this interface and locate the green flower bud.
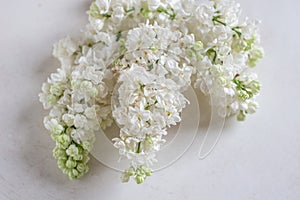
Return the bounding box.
[196,52,203,61]
[62,168,70,175]
[65,127,73,135]
[121,173,130,183]
[56,134,71,149]
[237,89,250,101]
[71,80,79,88]
[141,166,152,176]
[248,80,261,95]
[248,47,264,67]
[80,80,92,91]
[127,167,135,176]
[57,159,66,169]
[232,38,247,52]
[81,153,90,164]
[76,163,88,173]
[82,141,93,151]
[121,167,134,182]
[237,111,246,121]
[120,165,152,184]
[186,49,196,58]
[244,36,256,51]
[217,76,227,86]
[72,169,79,177]
[66,158,77,169]
[193,41,203,51]
[53,146,67,159]
[89,2,101,18]
[145,134,154,146]
[135,175,145,184]
[90,87,98,97]
[52,124,64,135]
[47,94,57,105]
[73,154,83,161]
[247,101,259,114]
[50,83,63,96]
[140,7,153,19]
[66,144,79,157]
[150,45,158,53]
[51,133,60,140]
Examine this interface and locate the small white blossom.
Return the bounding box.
[53,36,78,66]
[44,118,64,135]
[74,114,88,129]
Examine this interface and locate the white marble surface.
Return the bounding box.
[1,0,300,199]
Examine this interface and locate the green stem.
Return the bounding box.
[116,31,121,42]
[136,142,141,153]
[212,16,227,26]
[213,15,243,37]
[157,7,176,20]
[125,7,135,13]
[232,27,242,37]
[102,13,111,18]
[206,48,217,64]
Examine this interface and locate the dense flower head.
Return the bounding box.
[112,65,188,178]
[39,0,263,183]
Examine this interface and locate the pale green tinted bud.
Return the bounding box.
[53,146,67,159]
[120,165,152,184]
[90,87,98,97]
[66,158,77,169]
[57,159,66,169]
[135,175,145,184]
[50,83,63,96]
[193,41,203,51]
[52,124,64,135]
[244,36,256,51]
[81,153,90,164]
[141,166,152,176]
[145,134,154,146]
[71,80,79,88]
[56,134,71,149]
[89,2,101,18]
[248,47,264,67]
[73,154,83,161]
[186,49,195,58]
[65,127,73,135]
[248,80,261,95]
[47,94,57,105]
[232,38,247,52]
[150,45,158,53]
[80,80,92,90]
[196,52,203,61]
[82,141,93,151]
[237,111,246,121]
[247,101,259,114]
[66,144,79,157]
[121,173,130,183]
[127,167,135,176]
[217,76,227,86]
[237,90,250,101]
[71,169,79,178]
[76,163,87,173]
[140,7,153,19]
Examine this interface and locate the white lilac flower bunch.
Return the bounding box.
[39,0,263,183]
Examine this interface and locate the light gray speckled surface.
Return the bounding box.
[0,0,299,199]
